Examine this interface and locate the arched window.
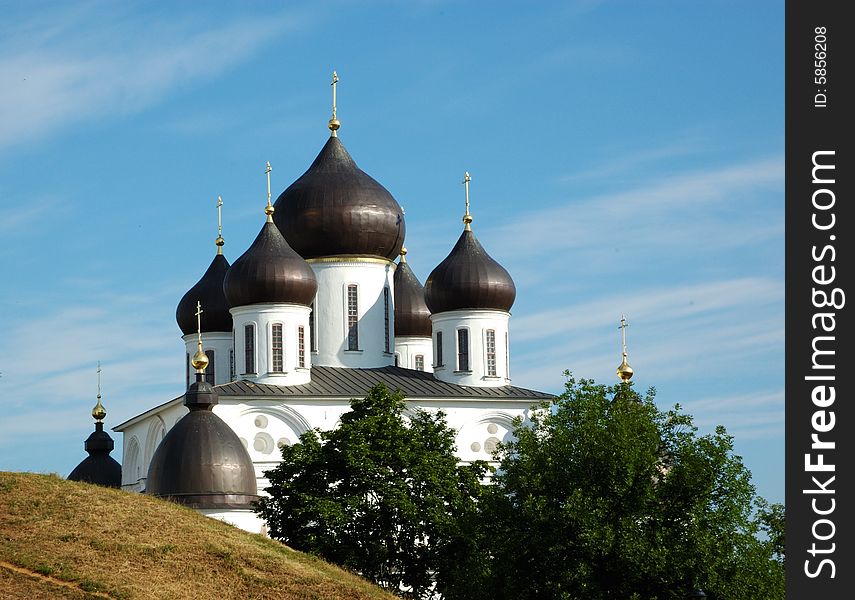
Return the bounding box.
[309,302,317,352]
[297,326,306,368]
[347,284,359,350]
[229,349,235,381]
[485,330,497,377]
[505,332,510,379]
[383,286,391,353]
[185,353,190,388]
[205,350,215,384]
[457,329,470,372]
[435,331,443,367]
[244,324,255,374]
[271,323,284,373]
[415,354,425,371]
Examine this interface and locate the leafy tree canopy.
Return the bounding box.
[475,373,784,600]
[256,383,488,599]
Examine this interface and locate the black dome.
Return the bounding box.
[67,423,122,488]
[146,377,257,509]
[394,257,432,338]
[223,221,318,308]
[273,136,405,260]
[424,229,516,314]
[176,253,232,335]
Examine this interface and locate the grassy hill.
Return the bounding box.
[0,472,396,600]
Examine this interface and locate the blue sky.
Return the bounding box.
[0,1,784,503]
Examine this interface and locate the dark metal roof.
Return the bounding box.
[176,253,232,335]
[273,136,405,260]
[424,228,516,314]
[393,258,431,338]
[67,423,122,488]
[223,221,318,308]
[146,378,258,509]
[215,365,553,400]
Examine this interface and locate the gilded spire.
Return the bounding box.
[264,161,275,223]
[400,247,408,263]
[191,300,209,372]
[328,70,341,136]
[462,171,472,231]
[616,315,634,382]
[215,196,224,254]
[91,361,106,422]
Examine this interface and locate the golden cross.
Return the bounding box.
[331,71,339,119]
[619,315,629,354]
[195,301,204,350]
[462,171,472,230]
[216,196,224,254]
[264,161,274,222]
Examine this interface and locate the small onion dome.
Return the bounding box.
[424,229,516,314]
[176,254,232,335]
[223,221,318,307]
[273,136,405,260]
[67,422,122,488]
[394,250,431,338]
[146,375,257,509]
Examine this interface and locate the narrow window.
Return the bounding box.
[205,350,215,384]
[383,287,391,353]
[229,349,235,381]
[347,284,359,350]
[457,329,469,372]
[309,302,317,352]
[486,329,497,376]
[436,331,443,367]
[394,353,400,367]
[186,353,190,388]
[415,354,425,371]
[505,332,510,379]
[271,323,284,372]
[244,324,255,374]
[298,325,306,368]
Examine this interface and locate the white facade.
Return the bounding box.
[431,310,511,387]
[231,304,312,386]
[182,332,233,387]
[394,335,434,372]
[309,258,396,368]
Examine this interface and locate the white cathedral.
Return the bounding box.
[71,76,559,533]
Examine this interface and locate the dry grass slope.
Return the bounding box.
[0,472,396,600]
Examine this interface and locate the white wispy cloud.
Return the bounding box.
[0,4,299,151]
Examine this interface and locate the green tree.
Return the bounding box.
[256,383,488,599]
[475,374,784,600]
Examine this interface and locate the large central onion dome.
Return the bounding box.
[147,374,257,508]
[176,253,232,334]
[424,229,516,314]
[272,136,405,260]
[394,249,431,337]
[223,221,318,307]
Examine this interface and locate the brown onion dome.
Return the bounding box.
[394,251,431,338]
[67,422,122,488]
[424,229,516,314]
[176,254,232,335]
[223,221,318,307]
[146,374,257,509]
[273,136,405,260]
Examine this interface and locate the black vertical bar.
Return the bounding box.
[786,0,854,595]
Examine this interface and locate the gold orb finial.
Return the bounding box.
[328,70,340,135]
[193,301,208,374]
[400,247,408,262]
[616,315,634,382]
[191,349,209,371]
[92,361,107,422]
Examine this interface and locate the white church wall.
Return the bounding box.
[309,259,396,368]
[431,310,511,387]
[230,304,312,386]
[199,508,268,535]
[182,332,233,387]
[394,335,433,372]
